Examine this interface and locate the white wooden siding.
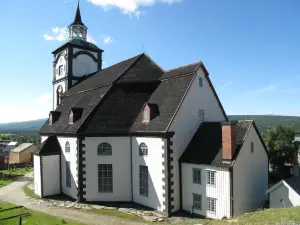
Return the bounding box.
[132,137,165,212]
[169,68,226,211]
[42,155,61,196]
[33,155,42,197]
[233,125,269,216]
[83,137,131,201]
[182,163,231,219]
[269,182,300,208]
[58,137,78,199]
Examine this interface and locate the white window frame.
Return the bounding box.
[193,168,201,184]
[139,165,148,197]
[65,142,70,153]
[143,109,150,122]
[193,194,202,210]
[198,110,205,121]
[206,170,216,186]
[207,197,216,214]
[98,164,113,193]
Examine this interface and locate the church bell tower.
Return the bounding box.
[52,1,103,109]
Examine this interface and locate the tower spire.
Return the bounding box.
[71,0,85,26]
[68,0,87,41]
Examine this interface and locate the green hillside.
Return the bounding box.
[0,115,300,135]
[228,115,300,134]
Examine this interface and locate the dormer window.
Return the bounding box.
[142,103,159,123]
[143,108,150,123]
[69,107,83,124]
[49,111,61,125]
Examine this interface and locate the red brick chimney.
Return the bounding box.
[222,121,238,160]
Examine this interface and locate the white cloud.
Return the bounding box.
[33,93,53,105]
[44,27,68,41]
[44,26,97,44]
[222,80,232,88]
[87,34,97,44]
[87,0,183,16]
[103,36,115,44]
[257,84,277,93]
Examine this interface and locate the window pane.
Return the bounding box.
[98,143,112,155]
[139,165,148,196]
[66,161,71,188]
[98,164,113,193]
[139,143,148,156]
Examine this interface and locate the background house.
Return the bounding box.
[267,176,300,208]
[9,143,36,164]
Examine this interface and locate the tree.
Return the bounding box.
[265,125,300,172]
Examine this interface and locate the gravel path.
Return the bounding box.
[0,173,148,225]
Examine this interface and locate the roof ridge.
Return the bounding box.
[166,61,202,72]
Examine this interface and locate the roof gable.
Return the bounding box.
[267,176,300,196]
[65,54,142,96]
[11,143,34,153]
[35,136,61,156]
[180,121,254,167]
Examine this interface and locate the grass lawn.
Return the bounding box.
[0,167,33,188]
[203,207,300,225]
[0,202,86,225]
[23,181,45,200]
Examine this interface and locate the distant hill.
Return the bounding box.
[0,119,46,134]
[0,115,300,135]
[228,115,300,134]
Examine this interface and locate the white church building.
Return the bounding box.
[33,3,270,219]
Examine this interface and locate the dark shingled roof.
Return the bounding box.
[131,73,195,132]
[284,176,300,195]
[40,86,111,134]
[79,83,158,134]
[161,62,201,80]
[180,120,254,167]
[35,136,61,156]
[65,54,142,96]
[40,53,224,136]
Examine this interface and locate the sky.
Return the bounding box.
[0,0,299,123]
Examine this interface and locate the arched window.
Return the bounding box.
[139,143,148,156]
[98,142,112,155]
[65,141,70,153]
[56,85,63,106]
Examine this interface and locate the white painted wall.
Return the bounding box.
[42,155,61,196]
[53,80,67,109]
[41,136,48,143]
[132,137,165,212]
[168,69,226,211]
[57,137,78,199]
[55,50,68,80]
[33,155,42,197]
[73,48,98,77]
[269,182,300,208]
[233,125,269,216]
[182,163,231,219]
[83,137,132,201]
